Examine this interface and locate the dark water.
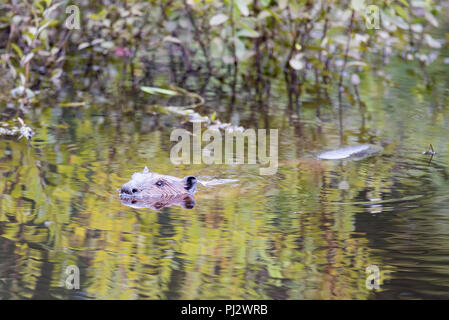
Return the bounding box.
[1,58,449,299]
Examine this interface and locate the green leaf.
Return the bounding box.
[20,52,34,67]
[257,10,271,20]
[236,28,260,38]
[397,0,409,7]
[210,14,228,26]
[11,43,23,58]
[264,9,282,22]
[346,61,369,68]
[351,0,365,11]
[393,4,409,21]
[424,34,441,49]
[36,19,51,36]
[141,86,178,96]
[234,37,246,61]
[278,0,288,10]
[235,0,250,16]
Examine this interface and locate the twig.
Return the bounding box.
[338,9,355,91]
[230,0,238,105]
[183,0,212,76]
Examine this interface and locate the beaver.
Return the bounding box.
[120,166,197,199]
[119,167,240,210]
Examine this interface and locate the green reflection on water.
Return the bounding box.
[1,56,449,300]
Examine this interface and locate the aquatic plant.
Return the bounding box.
[0,0,447,133]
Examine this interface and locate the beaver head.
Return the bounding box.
[120,166,197,199]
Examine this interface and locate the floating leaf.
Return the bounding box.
[58,102,86,107]
[289,53,304,70]
[141,86,178,96]
[346,61,368,68]
[163,36,181,44]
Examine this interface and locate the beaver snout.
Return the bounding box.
[121,186,138,195]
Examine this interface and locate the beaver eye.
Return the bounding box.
[155,180,164,187]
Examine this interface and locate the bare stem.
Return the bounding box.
[183,0,212,76]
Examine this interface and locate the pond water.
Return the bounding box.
[1,57,449,299]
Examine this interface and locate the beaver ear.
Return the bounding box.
[183,176,197,193]
[143,166,149,174]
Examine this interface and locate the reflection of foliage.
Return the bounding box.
[1,50,449,297]
[4,90,449,299]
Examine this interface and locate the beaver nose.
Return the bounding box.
[121,187,132,195]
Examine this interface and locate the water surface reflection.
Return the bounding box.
[1,62,449,299]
